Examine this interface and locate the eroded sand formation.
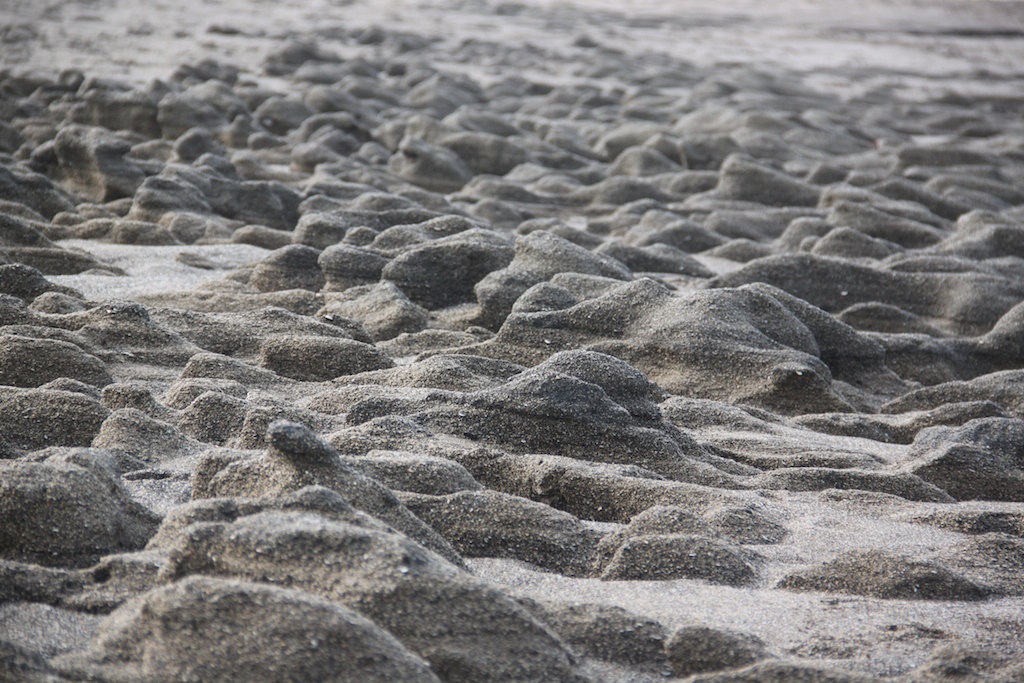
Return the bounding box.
[2,0,1024,680]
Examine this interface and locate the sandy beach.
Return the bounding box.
[2,0,1024,681]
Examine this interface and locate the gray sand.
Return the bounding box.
[2,0,1024,681]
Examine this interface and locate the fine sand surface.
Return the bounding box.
[3,0,1024,681]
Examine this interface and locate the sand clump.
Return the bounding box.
[56,576,444,682]
[2,0,1024,679]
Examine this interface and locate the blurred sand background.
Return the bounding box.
[4,0,1024,85]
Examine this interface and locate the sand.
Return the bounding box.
[2,0,1024,681]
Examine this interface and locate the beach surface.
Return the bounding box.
[2,0,1024,681]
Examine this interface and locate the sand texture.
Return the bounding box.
[3,0,1024,680]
